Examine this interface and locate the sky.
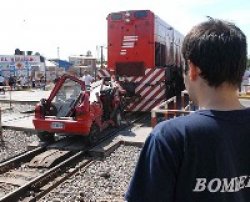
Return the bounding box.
[0,0,250,60]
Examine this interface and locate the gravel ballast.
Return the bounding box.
[40,145,142,202]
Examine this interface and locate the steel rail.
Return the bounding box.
[0,151,85,202]
[27,159,94,201]
[0,147,45,174]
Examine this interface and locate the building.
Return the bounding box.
[69,55,97,77]
[46,59,73,81]
[0,55,45,79]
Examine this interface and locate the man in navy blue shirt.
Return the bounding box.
[125,18,250,202]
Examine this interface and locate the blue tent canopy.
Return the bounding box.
[50,59,72,71]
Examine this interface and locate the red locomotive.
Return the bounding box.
[98,10,185,111]
[33,74,123,143]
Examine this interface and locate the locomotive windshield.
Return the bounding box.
[111,13,122,20]
[134,11,148,19]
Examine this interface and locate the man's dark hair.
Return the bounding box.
[182,18,247,87]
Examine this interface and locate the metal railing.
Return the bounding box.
[151,88,250,127]
[151,91,194,127]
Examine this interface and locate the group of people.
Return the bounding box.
[0,74,47,90]
[81,70,124,120]
[0,75,17,92]
[81,70,124,95]
[125,18,250,202]
[80,70,95,90]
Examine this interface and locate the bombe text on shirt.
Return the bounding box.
[193,176,250,193]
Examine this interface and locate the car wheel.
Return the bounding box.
[37,131,55,142]
[87,123,100,145]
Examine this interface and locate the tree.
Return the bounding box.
[86,50,92,57]
[14,48,21,55]
[247,57,250,69]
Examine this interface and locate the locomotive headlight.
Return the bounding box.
[125,18,130,23]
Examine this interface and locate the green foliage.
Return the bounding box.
[247,57,250,69]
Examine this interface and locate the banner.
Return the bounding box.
[0,55,40,63]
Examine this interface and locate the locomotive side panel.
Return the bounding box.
[154,16,175,67]
[173,30,184,68]
[154,16,184,71]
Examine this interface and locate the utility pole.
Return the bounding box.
[100,46,104,69]
[56,47,60,78]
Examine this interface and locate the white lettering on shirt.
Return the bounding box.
[193,176,249,192]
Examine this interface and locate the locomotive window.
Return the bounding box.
[134,11,148,19]
[111,13,122,20]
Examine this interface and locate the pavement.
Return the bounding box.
[0,89,51,103]
[240,98,250,107]
[117,126,152,145]
[0,89,51,132]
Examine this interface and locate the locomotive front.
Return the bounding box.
[99,10,185,112]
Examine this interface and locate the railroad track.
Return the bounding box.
[0,112,150,201]
[0,150,88,201]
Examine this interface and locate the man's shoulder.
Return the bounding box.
[152,116,187,138]
[156,112,198,127]
[152,112,203,138]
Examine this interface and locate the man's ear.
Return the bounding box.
[188,61,200,81]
